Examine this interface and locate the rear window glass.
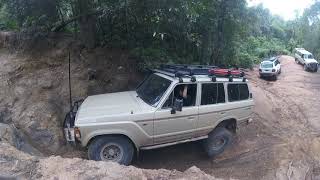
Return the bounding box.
[261,62,273,68]
[228,84,249,102]
[201,83,225,105]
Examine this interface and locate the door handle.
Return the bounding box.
[220,112,226,115]
[187,117,195,120]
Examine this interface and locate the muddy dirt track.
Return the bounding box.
[135,56,320,179]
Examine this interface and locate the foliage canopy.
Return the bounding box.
[0,0,319,69]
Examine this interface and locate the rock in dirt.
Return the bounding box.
[0,123,42,156]
[0,123,18,146]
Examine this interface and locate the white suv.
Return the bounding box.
[294,48,319,72]
[259,57,281,80]
[64,65,254,165]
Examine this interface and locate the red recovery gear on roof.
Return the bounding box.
[209,68,244,77]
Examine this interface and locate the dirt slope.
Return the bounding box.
[0,34,141,154]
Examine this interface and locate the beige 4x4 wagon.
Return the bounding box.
[64,65,254,165]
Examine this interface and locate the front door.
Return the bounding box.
[153,83,198,144]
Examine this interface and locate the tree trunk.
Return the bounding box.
[201,30,210,64]
[76,0,98,49]
[212,1,227,66]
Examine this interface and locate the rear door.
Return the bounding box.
[225,83,254,122]
[196,83,228,137]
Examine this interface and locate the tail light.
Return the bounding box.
[74,127,81,141]
[272,69,276,72]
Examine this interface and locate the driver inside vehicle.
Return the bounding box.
[175,84,195,107]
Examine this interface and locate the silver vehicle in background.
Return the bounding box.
[294,48,319,72]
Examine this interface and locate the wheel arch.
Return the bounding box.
[215,118,237,134]
[86,134,138,155]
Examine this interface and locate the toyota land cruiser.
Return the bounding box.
[294,48,319,72]
[64,65,254,165]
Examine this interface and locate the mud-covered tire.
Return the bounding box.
[295,58,299,64]
[88,136,134,165]
[259,74,263,79]
[304,64,308,71]
[203,127,233,157]
[273,75,278,81]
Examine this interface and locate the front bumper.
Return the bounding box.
[306,63,319,71]
[63,100,83,143]
[64,112,76,142]
[259,72,276,77]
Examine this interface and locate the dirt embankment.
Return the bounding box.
[0,32,142,155]
[0,142,221,180]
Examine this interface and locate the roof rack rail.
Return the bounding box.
[159,64,218,77]
[154,64,246,82]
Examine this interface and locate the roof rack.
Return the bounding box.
[159,64,217,76]
[154,64,246,82]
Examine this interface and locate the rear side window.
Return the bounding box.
[228,84,249,102]
[201,83,225,105]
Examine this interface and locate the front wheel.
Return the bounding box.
[203,127,233,157]
[273,75,278,81]
[88,136,134,165]
[259,74,263,79]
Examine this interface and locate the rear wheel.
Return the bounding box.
[304,64,308,71]
[88,136,134,165]
[295,58,299,64]
[203,127,233,157]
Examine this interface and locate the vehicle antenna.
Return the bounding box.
[68,51,72,111]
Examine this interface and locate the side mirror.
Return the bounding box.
[171,98,183,114]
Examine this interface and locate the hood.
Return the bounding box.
[76,91,143,123]
[305,58,318,64]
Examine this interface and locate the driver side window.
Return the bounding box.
[162,83,197,109]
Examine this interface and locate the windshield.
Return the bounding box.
[261,62,273,68]
[304,54,314,59]
[136,74,172,106]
